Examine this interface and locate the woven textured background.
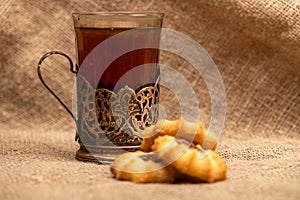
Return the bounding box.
[0,0,299,199]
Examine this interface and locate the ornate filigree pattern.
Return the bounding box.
[77,75,159,147]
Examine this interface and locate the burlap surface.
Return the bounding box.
[0,0,299,199]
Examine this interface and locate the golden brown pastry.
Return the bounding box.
[151,135,227,183]
[140,118,218,152]
[110,151,176,183]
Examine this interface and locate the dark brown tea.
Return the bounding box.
[74,27,161,151]
[75,27,160,91]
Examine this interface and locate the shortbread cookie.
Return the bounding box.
[141,118,218,152]
[151,135,227,183]
[110,151,176,183]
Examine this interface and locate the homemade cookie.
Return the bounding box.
[110,151,176,183]
[152,135,227,183]
[140,118,218,152]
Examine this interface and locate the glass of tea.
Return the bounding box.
[37,12,164,164]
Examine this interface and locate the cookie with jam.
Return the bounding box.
[151,135,227,183]
[110,151,176,183]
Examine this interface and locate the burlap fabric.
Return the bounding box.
[1,0,299,199]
